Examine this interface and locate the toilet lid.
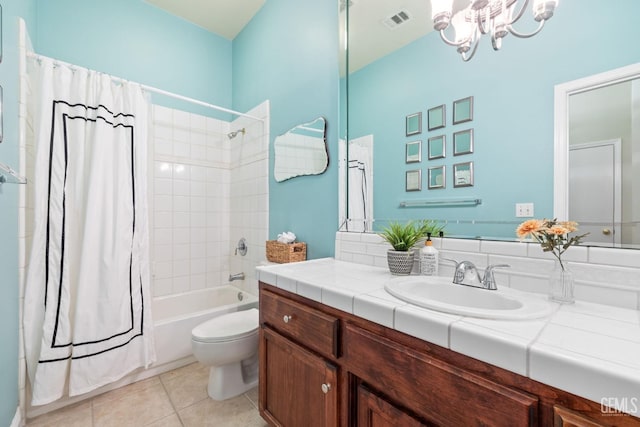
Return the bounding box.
[191,308,259,343]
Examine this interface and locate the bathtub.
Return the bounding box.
[152,285,259,367]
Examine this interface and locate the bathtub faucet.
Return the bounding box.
[229,272,245,282]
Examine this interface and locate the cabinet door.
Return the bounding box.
[554,405,607,427]
[357,385,428,427]
[259,327,338,427]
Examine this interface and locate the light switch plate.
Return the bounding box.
[515,203,534,218]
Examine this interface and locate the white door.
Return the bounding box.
[569,140,621,245]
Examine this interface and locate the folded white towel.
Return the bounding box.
[277,231,296,244]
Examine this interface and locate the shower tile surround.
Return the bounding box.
[151,101,268,298]
[18,24,269,419]
[335,231,640,310]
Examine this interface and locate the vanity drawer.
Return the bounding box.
[344,324,538,427]
[260,289,339,358]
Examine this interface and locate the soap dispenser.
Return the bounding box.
[419,233,439,276]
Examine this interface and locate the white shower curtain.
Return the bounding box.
[347,136,373,232]
[24,57,155,405]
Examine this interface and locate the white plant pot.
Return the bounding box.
[386,250,415,275]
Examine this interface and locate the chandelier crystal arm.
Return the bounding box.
[477,8,491,35]
[438,29,473,48]
[461,39,480,62]
[505,0,531,26]
[507,19,546,38]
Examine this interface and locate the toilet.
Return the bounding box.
[191,308,259,400]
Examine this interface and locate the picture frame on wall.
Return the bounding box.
[453,129,474,155]
[406,169,422,191]
[428,165,445,189]
[405,140,422,163]
[406,112,422,136]
[453,96,473,125]
[427,135,445,160]
[427,104,445,131]
[453,161,474,187]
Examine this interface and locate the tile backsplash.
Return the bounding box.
[335,232,640,310]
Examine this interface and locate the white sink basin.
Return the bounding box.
[385,276,553,320]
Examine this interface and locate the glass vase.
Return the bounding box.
[549,260,575,304]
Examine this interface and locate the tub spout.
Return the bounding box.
[229,272,245,282]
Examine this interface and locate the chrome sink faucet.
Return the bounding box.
[449,260,510,290]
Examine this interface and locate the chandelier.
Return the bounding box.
[430,0,559,61]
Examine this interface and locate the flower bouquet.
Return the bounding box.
[516,219,589,303]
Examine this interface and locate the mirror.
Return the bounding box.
[428,166,445,189]
[343,0,640,246]
[406,169,421,191]
[406,112,422,136]
[274,117,328,182]
[453,129,473,156]
[453,96,473,125]
[453,162,474,188]
[405,140,422,163]
[428,135,445,160]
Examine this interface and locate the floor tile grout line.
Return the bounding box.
[158,371,185,427]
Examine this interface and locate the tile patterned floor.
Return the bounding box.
[26,362,269,427]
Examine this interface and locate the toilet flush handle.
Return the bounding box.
[283,315,292,323]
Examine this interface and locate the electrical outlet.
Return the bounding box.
[515,203,534,218]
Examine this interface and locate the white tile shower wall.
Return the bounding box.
[335,231,640,310]
[229,101,270,296]
[151,105,233,297]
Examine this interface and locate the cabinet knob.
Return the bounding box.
[283,315,292,323]
[321,383,331,394]
[602,228,611,236]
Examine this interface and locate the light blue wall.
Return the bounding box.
[36,0,233,119]
[0,2,37,425]
[232,0,340,259]
[349,0,640,238]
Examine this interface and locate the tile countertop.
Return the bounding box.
[256,258,640,416]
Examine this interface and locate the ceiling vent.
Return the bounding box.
[383,10,411,30]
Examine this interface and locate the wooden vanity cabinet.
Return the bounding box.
[259,288,340,427]
[344,323,538,427]
[258,283,640,427]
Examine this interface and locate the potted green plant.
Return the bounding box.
[379,220,442,275]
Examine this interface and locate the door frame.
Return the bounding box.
[554,62,640,220]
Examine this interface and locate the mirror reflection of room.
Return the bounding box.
[344,0,640,247]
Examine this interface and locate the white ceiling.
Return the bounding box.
[344,0,469,72]
[144,0,465,72]
[144,0,266,40]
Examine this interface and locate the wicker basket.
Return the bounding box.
[266,240,307,263]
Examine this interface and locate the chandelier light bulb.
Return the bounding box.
[532,0,558,21]
[431,0,454,30]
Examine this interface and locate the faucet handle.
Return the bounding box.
[482,264,510,290]
[453,260,480,285]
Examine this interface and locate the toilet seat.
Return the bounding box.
[192,308,259,343]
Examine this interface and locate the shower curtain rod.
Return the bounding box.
[27,52,264,122]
